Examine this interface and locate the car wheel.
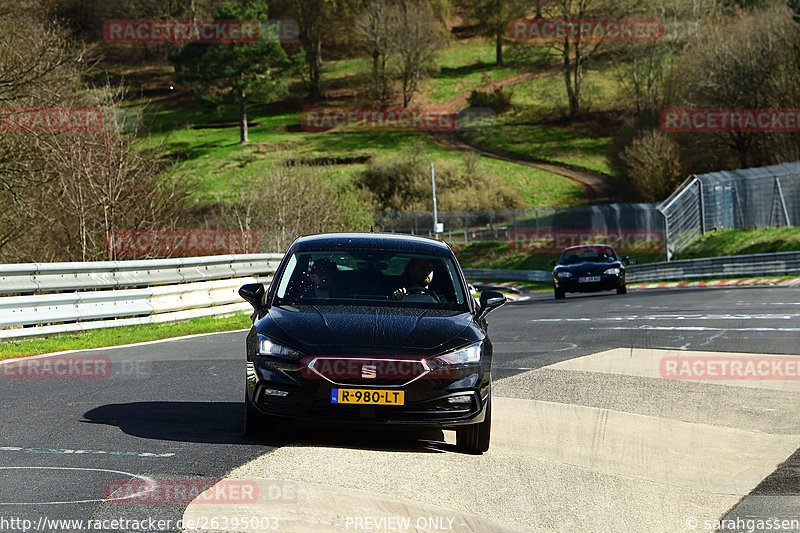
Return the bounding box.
[554,287,565,299]
[243,390,268,437]
[617,284,627,295]
[456,396,491,454]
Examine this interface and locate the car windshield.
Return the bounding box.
[560,247,618,265]
[273,250,468,311]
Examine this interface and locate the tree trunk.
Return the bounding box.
[563,38,577,118]
[309,40,322,100]
[495,24,504,67]
[240,91,249,145]
[571,42,582,117]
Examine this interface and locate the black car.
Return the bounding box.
[238,233,506,454]
[550,244,633,299]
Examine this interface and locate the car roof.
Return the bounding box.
[289,232,454,256]
[562,244,616,253]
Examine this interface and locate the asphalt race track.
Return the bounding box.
[3,286,800,532]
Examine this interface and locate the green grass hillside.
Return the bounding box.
[676,228,800,259]
[131,39,598,207]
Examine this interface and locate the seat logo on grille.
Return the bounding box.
[361,364,377,379]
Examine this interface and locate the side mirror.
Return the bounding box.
[239,283,266,310]
[621,256,637,266]
[549,259,557,267]
[478,290,506,318]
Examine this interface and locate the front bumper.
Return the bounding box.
[555,274,624,293]
[246,356,490,428]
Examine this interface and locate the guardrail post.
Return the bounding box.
[698,178,706,235]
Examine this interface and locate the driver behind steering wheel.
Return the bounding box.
[391,258,438,301]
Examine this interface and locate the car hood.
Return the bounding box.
[258,305,478,355]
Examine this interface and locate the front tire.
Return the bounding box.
[617,284,627,295]
[456,396,491,454]
[554,287,565,299]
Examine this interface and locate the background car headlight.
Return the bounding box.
[258,335,303,359]
[603,267,621,275]
[556,271,573,278]
[434,342,482,365]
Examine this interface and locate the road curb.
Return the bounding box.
[629,277,800,290]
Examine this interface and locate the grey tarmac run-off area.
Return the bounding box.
[3,286,800,532]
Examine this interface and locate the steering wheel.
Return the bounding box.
[406,287,442,303]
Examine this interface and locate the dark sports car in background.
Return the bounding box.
[238,233,506,454]
[550,244,633,300]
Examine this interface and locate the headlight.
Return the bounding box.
[556,271,573,278]
[603,267,621,275]
[258,335,303,359]
[434,342,482,365]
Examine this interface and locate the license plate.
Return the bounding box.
[331,388,405,406]
[579,276,601,283]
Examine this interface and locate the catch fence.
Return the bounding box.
[659,161,800,260]
[374,204,664,245]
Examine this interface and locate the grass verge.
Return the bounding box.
[0,313,252,360]
[676,228,800,259]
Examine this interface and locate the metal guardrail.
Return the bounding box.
[0,254,281,296]
[625,251,800,283]
[463,269,551,283]
[3,251,796,340]
[465,251,800,285]
[0,254,283,340]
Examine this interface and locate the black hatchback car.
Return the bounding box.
[550,244,633,299]
[238,233,506,454]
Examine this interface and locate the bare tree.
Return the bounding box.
[460,0,529,66]
[668,4,800,168]
[390,0,447,107]
[0,1,92,259]
[353,0,396,105]
[532,0,633,118]
[616,0,719,118]
[35,104,189,262]
[223,160,372,253]
[291,0,336,100]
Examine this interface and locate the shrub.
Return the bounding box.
[620,130,684,202]
[466,87,513,113]
[224,161,374,252]
[356,151,524,211]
